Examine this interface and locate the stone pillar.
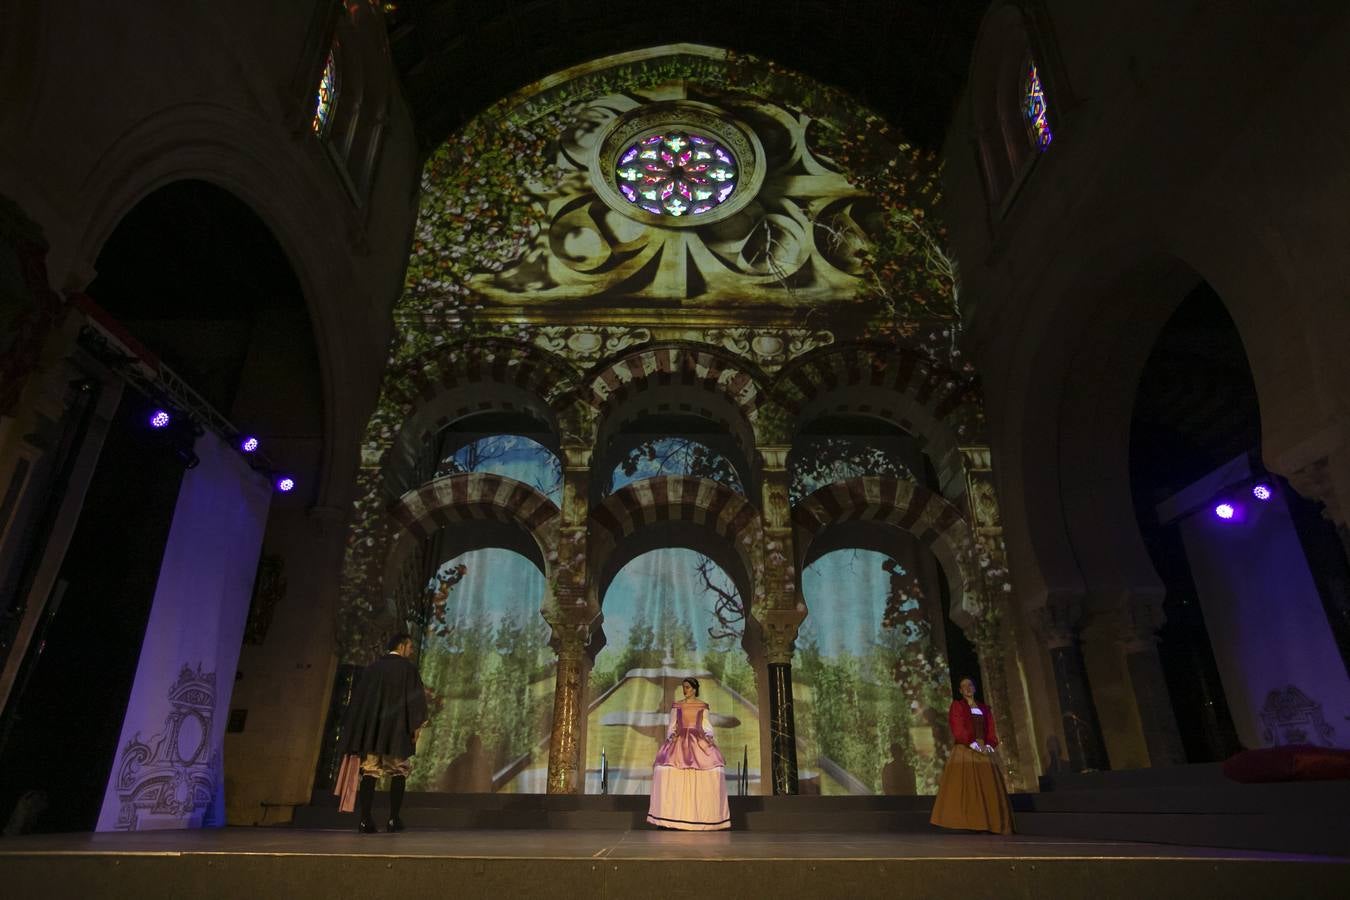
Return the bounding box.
[1285,452,1350,672]
[970,606,1024,786]
[1035,597,1110,772]
[959,446,1025,786]
[545,614,590,794]
[544,444,596,794]
[1118,598,1186,767]
[1286,452,1350,564]
[762,607,804,795]
[755,446,803,795]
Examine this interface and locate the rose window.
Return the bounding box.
[615,132,738,218]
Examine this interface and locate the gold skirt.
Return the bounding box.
[929,744,1014,834]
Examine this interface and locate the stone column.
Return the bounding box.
[545,613,591,794]
[1035,596,1110,772]
[1285,453,1350,671]
[1118,598,1186,767]
[970,605,1024,786]
[762,607,805,795]
[1286,452,1350,564]
[756,446,803,795]
[544,444,596,794]
[959,448,1027,787]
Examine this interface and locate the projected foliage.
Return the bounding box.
[796,548,949,794]
[789,436,915,504]
[436,434,562,503]
[335,49,996,799]
[587,549,758,794]
[410,549,553,793]
[609,436,745,496]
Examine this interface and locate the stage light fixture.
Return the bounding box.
[275,476,296,493]
[149,409,172,429]
[1214,502,1236,520]
[240,436,260,453]
[1252,483,1272,501]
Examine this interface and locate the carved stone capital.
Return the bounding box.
[560,444,594,471]
[761,607,807,665]
[1117,597,1167,653]
[544,594,598,654]
[1285,456,1344,525]
[1032,594,1084,649]
[757,444,791,472]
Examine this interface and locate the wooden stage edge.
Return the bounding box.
[1,828,1348,899]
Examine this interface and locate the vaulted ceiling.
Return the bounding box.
[380,0,992,155]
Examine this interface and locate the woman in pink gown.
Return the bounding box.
[646,678,731,830]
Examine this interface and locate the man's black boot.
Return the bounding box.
[387,775,407,832]
[357,775,378,833]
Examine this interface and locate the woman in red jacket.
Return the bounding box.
[929,675,1013,834]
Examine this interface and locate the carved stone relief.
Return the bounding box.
[468,84,871,307]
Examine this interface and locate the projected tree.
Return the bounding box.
[609,436,744,495]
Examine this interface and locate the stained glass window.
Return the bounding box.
[311,49,339,138]
[615,131,737,218]
[1023,62,1052,151]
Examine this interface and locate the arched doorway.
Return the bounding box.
[589,548,757,795]
[410,548,553,793]
[0,180,321,832]
[1131,282,1350,758]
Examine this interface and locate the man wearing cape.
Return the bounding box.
[333,632,429,833]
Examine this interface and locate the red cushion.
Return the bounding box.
[1222,744,1350,783]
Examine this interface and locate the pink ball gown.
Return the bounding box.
[646,700,730,830]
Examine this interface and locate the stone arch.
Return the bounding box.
[792,477,980,627]
[383,472,562,603]
[584,343,769,495]
[1004,234,1313,616]
[773,343,979,500]
[589,476,763,611]
[69,102,391,509]
[379,339,584,498]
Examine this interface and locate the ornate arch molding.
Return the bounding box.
[585,344,767,434]
[773,344,981,498]
[71,103,369,509]
[378,339,584,496]
[383,471,562,600]
[584,343,769,484]
[793,476,981,626]
[589,476,763,610]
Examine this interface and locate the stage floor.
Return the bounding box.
[2,828,1347,898]
[0,826,1340,860]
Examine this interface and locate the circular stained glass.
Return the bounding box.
[615,132,738,218]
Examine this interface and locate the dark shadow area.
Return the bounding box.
[0,391,185,833]
[1129,283,1252,761]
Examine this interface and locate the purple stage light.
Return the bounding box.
[149,409,171,429]
[1252,483,1272,501]
[240,436,260,453]
[1214,502,1236,520]
[275,476,296,493]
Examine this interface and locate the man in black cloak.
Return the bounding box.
[336,632,428,833]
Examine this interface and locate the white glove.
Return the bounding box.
[984,744,996,754]
[969,741,981,751]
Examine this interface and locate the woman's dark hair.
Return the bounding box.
[682,677,700,697]
[387,632,413,652]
